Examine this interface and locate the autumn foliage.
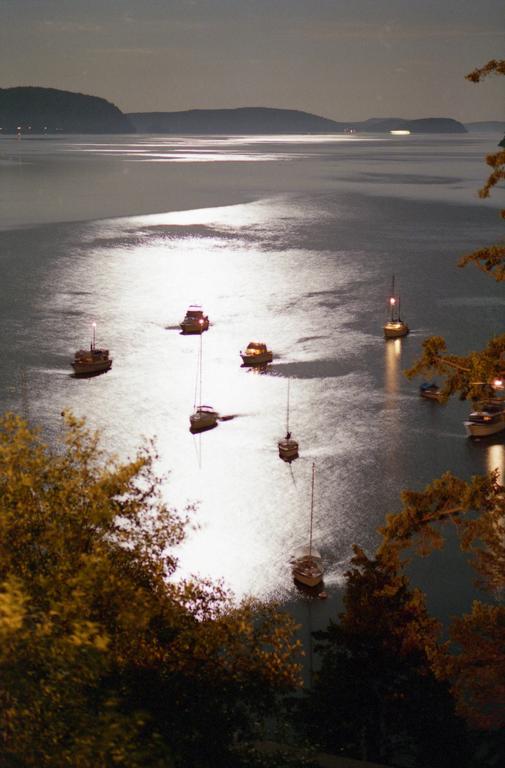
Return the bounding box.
[0,413,302,767]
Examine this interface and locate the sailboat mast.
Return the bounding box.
[193,335,201,411]
[199,333,203,408]
[390,274,395,322]
[286,379,290,434]
[309,462,315,558]
[91,322,96,351]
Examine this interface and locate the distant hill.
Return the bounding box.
[465,121,505,133]
[359,117,467,133]
[0,87,133,134]
[127,108,467,135]
[127,107,345,134]
[0,90,468,136]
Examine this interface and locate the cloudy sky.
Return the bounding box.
[1,0,503,121]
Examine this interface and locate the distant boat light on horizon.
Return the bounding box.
[390,129,411,135]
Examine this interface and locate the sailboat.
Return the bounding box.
[291,463,324,588]
[383,275,409,339]
[71,322,112,376]
[278,379,299,462]
[189,334,218,433]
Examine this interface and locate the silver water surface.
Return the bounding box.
[0,133,504,628]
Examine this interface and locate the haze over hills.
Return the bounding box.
[0,86,472,135]
[465,121,505,133]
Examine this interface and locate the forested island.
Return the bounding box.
[0,86,468,135]
[0,86,133,133]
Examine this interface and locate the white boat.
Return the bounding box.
[383,275,409,339]
[190,335,218,433]
[240,341,273,366]
[180,305,209,334]
[71,323,112,376]
[278,379,299,462]
[464,401,505,438]
[291,463,324,588]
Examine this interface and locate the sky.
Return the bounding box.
[0,0,503,121]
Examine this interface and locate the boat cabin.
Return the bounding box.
[244,342,268,355]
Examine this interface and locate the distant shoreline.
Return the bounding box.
[0,86,473,135]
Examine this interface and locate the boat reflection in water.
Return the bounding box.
[486,444,505,482]
[384,337,401,398]
[71,322,112,377]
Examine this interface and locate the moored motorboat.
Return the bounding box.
[180,305,209,334]
[464,401,505,438]
[291,463,324,589]
[240,341,273,366]
[71,323,112,376]
[419,382,443,401]
[383,275,409,339]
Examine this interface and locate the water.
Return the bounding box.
[1,132,504,637]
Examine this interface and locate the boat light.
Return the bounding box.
[492,378,504,389]
[389,297,396,306]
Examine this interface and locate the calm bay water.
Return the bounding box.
[1,132,504,639]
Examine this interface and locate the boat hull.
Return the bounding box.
[278,438,299,462]
[240,351,273,366]
[464,416,505,438]
[180,320,209,334]
[190,408,218,433]
[384,321,409,339]
[71,358,112,376]
[291,554,324,587]
[291,555,324,588]
[419,384,442,401]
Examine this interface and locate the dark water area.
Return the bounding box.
[0,133,504,659]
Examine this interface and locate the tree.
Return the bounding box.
[401,61,505,733]
[378,470,505,734]
[408,59,505,397]
[299,60,505,767]
[298,545,471,767]
[0,412,302,767]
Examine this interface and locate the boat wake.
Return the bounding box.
[217,413,241,422]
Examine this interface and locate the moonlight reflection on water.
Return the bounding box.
[0,133,503,619]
